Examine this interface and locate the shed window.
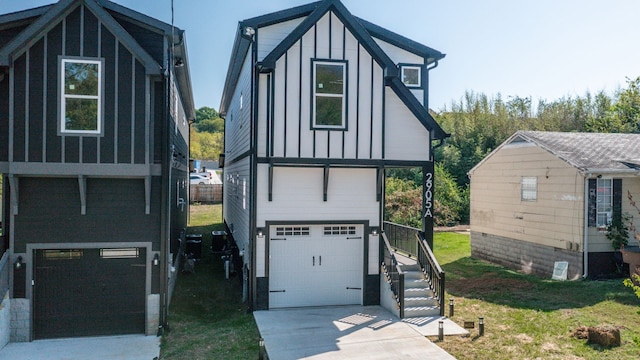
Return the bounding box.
[521,177,537,201]
[401,65,421,87]
[60,58,102,134]
[596,178,613,228]
[312,60,346,129]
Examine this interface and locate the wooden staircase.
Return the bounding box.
[400,264,440,318]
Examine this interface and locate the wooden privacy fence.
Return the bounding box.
[190,184,223,204]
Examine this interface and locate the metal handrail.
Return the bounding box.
[416,231,445,316]
[383,221,418,256]
[381,232,404,318]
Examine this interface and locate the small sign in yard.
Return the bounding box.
[464,321,475,329]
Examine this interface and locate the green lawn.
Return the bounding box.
[161,208,640,359]
[160,204,260,359]
[433,232,640,359]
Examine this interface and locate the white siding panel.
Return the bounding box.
[299,30,315,158]
[272,57,286,157]
[223,157,251,255]
[315,13,330,58]
[330,12,344,58]
[257,73,269,157]
[384,88,430,161]
[374,38,424,65]
[357,49,373,158]
[257,17,306,61]
[285,42,302,157]
[343,31,359,159]
[256,165,379,227]
[371,64,383,159]
[410,89,424,106]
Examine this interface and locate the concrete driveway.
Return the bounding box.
[0,334,160,360]
[254,305,458,360]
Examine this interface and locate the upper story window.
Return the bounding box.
[60,58,103,135]
[312,60,346,129]
[521,176,537,201]
[596,178,613,228]
[400,65,422,88]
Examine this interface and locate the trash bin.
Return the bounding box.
[185,233,202,260]
[211,230,227,252]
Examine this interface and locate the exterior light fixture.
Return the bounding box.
[449,298,454,317]
[244,26,255,37]
[257,229,264,238]
[14,256,23,270]
[371,228,378,236]
[479,317,485,336]
[438,320,444,341]
[153,253,160,266]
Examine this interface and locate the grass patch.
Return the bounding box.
[160,204,260,359]
[433,232,640,359]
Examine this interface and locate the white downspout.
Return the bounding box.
[583,174,590,278]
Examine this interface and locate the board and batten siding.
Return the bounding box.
[384,88,430,161]
[261,11,385,160]
[6,4,152,167]
[257,17,305,62]
[373,38,425,106]
[256,165,379,227]
[470,143,584,250]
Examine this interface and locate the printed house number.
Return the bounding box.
[424,172,433,218]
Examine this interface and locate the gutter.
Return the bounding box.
[583,174,590,278]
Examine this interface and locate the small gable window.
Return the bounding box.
[401,65,421,88]
[312,60,346,129]
[60,58,103,135]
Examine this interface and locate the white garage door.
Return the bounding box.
[269,224,363,308]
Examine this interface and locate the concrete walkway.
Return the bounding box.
[0,334,160,360]
[254,305,458,360]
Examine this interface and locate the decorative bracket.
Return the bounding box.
[145,176,151,215]
[268,164,273,202]
[323,165,330,202]
[376,167,384,202]
[8,174,18,215]
[77,175,86,215]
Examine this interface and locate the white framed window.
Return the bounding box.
[401,65,421,87]
[521,177,537,201]
[60,58,102,134]
[312,60,346,129]
[596,178,613,228]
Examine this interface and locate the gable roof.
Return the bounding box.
[0,0,195,121]
[469,130,640,175]
[220,0,448,140]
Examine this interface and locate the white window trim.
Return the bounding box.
[401,65,422,88]
[596,178,613,228]
[60,57,103,135]
[312,60,346,129]
[521,176,537,201]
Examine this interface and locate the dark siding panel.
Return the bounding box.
[46,24,63,163]
[82,137,98,163]
[134,61,146,164]
[65,7,81,56]
[153,81,163,164]
[117,44,132,164]
[588,179,596,227]
[65,136,80,162]
[100,28,116,163]
[0,64,9,161]
[29,38,45,162]
[0,24,30,49]
[13,54,26,162]
[83,8,99,58]
[613,178,622,222]
[112,16,164,65]
[14,177,162,253]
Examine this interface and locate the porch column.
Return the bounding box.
[422,162,434,249]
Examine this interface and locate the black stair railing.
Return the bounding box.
[383,221,417,256]
[417,231,445,316]
[381,232,404,318]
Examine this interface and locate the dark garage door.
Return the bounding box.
[34,248,146,339]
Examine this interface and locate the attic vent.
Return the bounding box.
[511,135,526,143]
[324,226,356,235]
[275,226,310,236]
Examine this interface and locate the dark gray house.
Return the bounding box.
[220,0,447,312]
[0,0,194,343]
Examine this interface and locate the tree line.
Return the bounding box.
[190,77,640,228]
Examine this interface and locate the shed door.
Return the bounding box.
[269,224,363,308]
[34,248,146,339]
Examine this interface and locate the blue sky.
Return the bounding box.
[4,0,640,112]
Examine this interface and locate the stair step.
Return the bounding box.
[404,305,441,317]
[403,270,425,280]
[399,264,421,272]
[404,278,429,288]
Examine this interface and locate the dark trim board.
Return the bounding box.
[259,156,434,168]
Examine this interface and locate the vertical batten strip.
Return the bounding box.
[312,24,317,157]
[97,21,102,163]
[297,39,302,158]
[145,77,150,166]
[113,39,118,163]
[283,52,288,157]
[25,49,30,162]
[131,57,136,164]
[369,56,374,159]
[61,18,66,163]
[355,43,360,159]
[9,67,14,162]
[43,34,48,162]
[341,24,346,159]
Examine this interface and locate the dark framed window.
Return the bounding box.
[60,58,103,135]
[400,65,422,88]
[312,60,346,129]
